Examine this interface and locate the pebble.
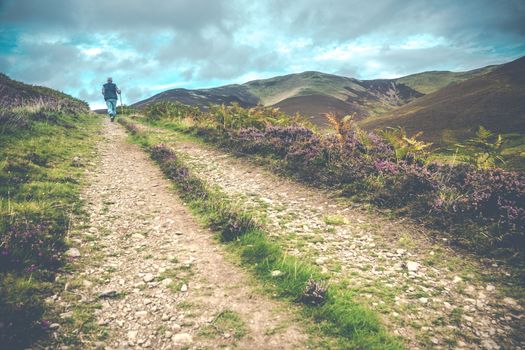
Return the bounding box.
[98,289,119,298]
[502,297,519,308]
[271,270,283,277]
[127,330,138,341]
[172,333,193,345]
[406,261,420,272]
[161,278,173,286]
[65,248,81,258]
[180,284,188,292]
[452,276,462,283]
[49,323,60,330]
[143,273,155,283]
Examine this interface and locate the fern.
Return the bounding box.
[457,126,505,169]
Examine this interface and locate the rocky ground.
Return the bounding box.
[153,134,525,350]
[52,120,313,349]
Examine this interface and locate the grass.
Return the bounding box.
[0,102,100,348]
[323,215,347,226]
[120,118,404,349]
[198,309,248,340]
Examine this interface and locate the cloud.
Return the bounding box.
[0,0,524,108]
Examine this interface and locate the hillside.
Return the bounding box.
[395,65,496,94]
[132,84,258,109]
[0,73,87,109]
[359,56,525,145]
[132,71,423,126]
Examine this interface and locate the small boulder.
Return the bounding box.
[65,248,81,258]
[143,273,155,283]
[172,333,192,345]
[271,270,283,277]
[406,261,420,272]
[98,289,119,299]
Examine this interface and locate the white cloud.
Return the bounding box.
[81,47,102,56]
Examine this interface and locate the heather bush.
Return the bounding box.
[0,98,95,347]
[0,218,67,273]
[139,102,525,254]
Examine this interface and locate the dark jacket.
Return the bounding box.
[102,82,118,100]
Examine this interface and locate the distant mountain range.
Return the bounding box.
[132,59,516,129]
[132,56,524,144]
[359,56,525,145]
[133,71,425,127]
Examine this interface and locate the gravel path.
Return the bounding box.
[163,136,525,350]
[62,120,310,349]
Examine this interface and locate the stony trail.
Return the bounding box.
[58,120,311,349]
[157,135,525,350]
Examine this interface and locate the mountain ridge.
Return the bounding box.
[132,62,502,127]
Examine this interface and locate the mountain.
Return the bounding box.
[0,73,86,109]
[132,71,423,127]
[359,56,525,145]
[132,84,258,110]
[394,65,497,94]
[131,61,503,129]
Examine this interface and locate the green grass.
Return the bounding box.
[323,215,347,226]
[120,118,404,349]
[0,105,100,348]
[198,309,248,340]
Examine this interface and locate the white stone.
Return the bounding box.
[406,261,420,272]
[486,285,496,292]
[271,270,283,277]
[172,333,193,345]
[419,297,428,304]
[503,297,518,307]
[180,284,188,292]
[452,276,462,283]
[65,248,81,258]
[128,330,138,341]
[143,273,155,283]
[161,278,173,286]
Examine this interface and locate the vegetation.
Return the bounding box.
[119,119,404,349]
[133,101,525,260]
[0,98,98,348]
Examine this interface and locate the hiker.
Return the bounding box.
[102,77,121,122]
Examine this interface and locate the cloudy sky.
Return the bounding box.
[1,0,524,109]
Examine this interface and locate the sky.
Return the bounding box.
[1,0,524,109]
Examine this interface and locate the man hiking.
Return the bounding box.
[102,77,121,122]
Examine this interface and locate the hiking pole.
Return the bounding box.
[119,91,124,115]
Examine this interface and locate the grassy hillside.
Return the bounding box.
[360,56,525,146]
[0,74,99,348]
[395,65,496,94]
[0,74,87,109]
[133,84,258,110]
[133,71,422,121]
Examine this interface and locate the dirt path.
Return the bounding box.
[60,120,311,349]
[159,136,525,350]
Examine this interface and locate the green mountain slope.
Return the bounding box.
[359,56,525,146]
[133,71,423,126]
[0,73,87,109]
[395,65,497,94]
